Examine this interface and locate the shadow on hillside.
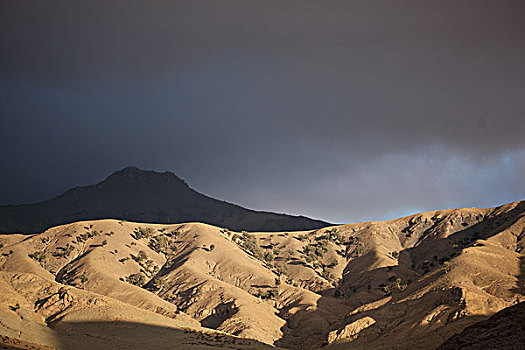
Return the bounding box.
[274,202,525,349]
[514,255,525,296]
[50,320,270,350]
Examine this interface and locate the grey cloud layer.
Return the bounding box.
[1,1,524,222]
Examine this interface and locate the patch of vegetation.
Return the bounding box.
[233,232,264,260]
[9,303,20,312]
[442,261,451,273]
[264,251,274,262]
[327,260,338,268]
[134,250,148,262]
[126,273,145,286]
[321,267,334,281]
[380,276,407,295]
[131,227,155,240]
[296,234,309,242]
[149,235,169,253]
[322,229,348,245]
[119,257,130,264]
[149,277,168,291]
[257,288,278,300]
[130,250,158,275]
[302,241,328,260]
[80,273,88,284]
[390,251,399,259]
[52,244,75,258]
[28,251,46,262]
[274,263,287,276]
[355,243,364,257]
[169,229,180,237]
[209,244,215,252]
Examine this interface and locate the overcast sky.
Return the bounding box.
[1,1,524,223]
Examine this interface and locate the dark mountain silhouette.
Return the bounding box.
[0,166,331,234]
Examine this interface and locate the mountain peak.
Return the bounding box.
[111,166,176,177]
[104,166,188,187]
[0,167,330,233]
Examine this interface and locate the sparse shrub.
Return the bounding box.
[149,235,169,253]
[274,264,287,276]
[9,303,20,312]
[275,278,281,286]
[209,244,215,252]
[442,261,451,273]
[52,244,74,258]
[136,250,148,262]
[305,252,316,263]
[29,251,46,262]
[132,227,155,240]
[80,273,88,284]
[119,257,129,263]
[264,251,274,262]
[391,251,399,259]
[102,239,107,246]
[381,284,392,295]
[238,233,264,260]
[328,260,339,268]
[126,273,145,286]
[258,288,278,300]
[321,267,334,280]
[150,277,168,291]
[355,243,364,257]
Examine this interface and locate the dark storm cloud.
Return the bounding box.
[1,1,524,223]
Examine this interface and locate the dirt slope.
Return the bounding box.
[0,200,523,349]
[437,301,525,349]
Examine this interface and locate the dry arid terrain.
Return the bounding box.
[0,200,524,349]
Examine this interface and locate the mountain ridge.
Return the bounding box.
[0,199,523,349]
[0,166,330,234]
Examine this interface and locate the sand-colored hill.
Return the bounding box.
[437,301,525,349]
[0,200,523,349]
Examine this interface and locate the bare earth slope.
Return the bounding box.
[437,301,525,350]
[0,200,523,349]
[0,166,330,234]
